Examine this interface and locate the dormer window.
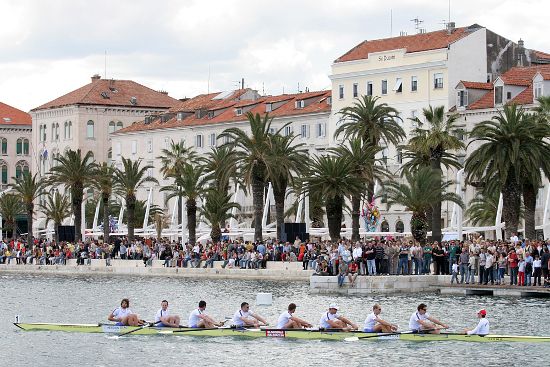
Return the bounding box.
[534,83,543,99]
[208,111,214,119]
[457,90,468,108]
[266,103,272,112]
[495,86,503,105]
[295,100,305,109]
[235,108,243,116]
[326,96,332,105]
[177,112,184,121]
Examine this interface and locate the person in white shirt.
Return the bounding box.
[232,302,268,328]
[276,303,313,329]
[408,303,448,334]
[363,304,398,333]
[464,309,490,335]
[108,298,143,326]
[189,300,224,328]
[154,300,181,328]
[319,304,358,331]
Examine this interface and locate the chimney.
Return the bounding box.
[91,74,101,83]
[517,38,525,66]
[241,78,245,90]
[446,22,456,34]
[158,90,169,95]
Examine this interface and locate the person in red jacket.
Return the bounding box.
[507,250,519,285]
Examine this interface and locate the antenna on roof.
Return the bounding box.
[390,9,393,37]
[410,17,424,34]
[262,82,265,96]
[448,0,451,24]
[104,50,107,79]
[207,65,211,94]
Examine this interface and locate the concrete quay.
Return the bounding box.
[310,275,550,297]
[0,259,313,281]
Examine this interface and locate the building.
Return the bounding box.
[329,23,550,232]
[0,102,32,191]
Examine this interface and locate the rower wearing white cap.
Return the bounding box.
[319,303,358,331]
[464,309,490,335]
[276,303,313,329]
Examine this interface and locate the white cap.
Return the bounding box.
[328,303,339,310]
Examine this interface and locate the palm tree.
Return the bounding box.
[303,155,363,241]
[112,157,158,242]
[200,189,241,242]
[383,167,464,244]
[49,149,96,242]
[220,112,281,241]
[39,192,71,243]
[161,162,208,245]
[330,138,389,240]
[335,95,405,199]
[202,146,240,194]
[10,172,46,245]
[465,104,550,238]
[465,190,504,227]
[265,133,309,239]
[92,163,114,242]
[0,193,24,240]
[408,105,465,242]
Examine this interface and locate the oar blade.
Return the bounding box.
[344,336,360,342]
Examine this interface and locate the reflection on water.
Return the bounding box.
[1,274,549,367]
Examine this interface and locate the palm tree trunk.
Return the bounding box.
[251,173,264,241]
[127,195,136,242]
[411,211,428,244]
[430,158,443,242]
[351,194,360,241]
[187,198,197,245]
[72,185,83,242]
[425,206,433,235]
[522,182,537,240]
[26,203,33,247]
[326,195,344,242]
[210,223,221,243]
[502,170,521,238]
[54,221,60,243]
[178,194,183,231]
[273,185,286,240]
[102,193,110,244]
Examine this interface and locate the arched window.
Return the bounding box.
[87,120,94,138]
[395,220,404,233]
[15,160,29,179]
[107,148,112,165]
[23,138,29,155]
[1,137,7,155]
[116,121,123,130]
[381,220,389,232]
[17,138,29,155]
[64,121,72,139]
[109,121,116,134]
[0,160,7,184]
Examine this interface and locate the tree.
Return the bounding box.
[202,146,240,194]
[91,163,114,243]
[303,155,363,241]
[112,157,158,242]
[408,105,465,242]
[10,171,46,245]
[330,138,388,240]
[465,104,550,238]
[335,95,405,199]
[39,192,71,243]
[161,162,208,245]
[383,167,464,244]
[265,133,309,239]
[200,189,241,243]
[220,112,280,241]
[49,149,96,242]
[0,193,24,240]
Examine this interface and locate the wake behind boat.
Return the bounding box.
[13,322,550,342]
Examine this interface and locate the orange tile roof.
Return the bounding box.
[499,65,550,85]
[32,78,180,111]
[168,90,249,113]
[468,89,495,110]
[335,26,477,63]
[460,81,493,90]
[534,50,550,60]
[0,102,31,125]
[115,90,332,134]
[509,84,533,105]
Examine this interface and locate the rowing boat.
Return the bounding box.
[13,323,550,342]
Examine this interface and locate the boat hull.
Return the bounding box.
[13,323,550,342]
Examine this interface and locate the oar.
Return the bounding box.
[116,321,161,337]
[344,328,444,342]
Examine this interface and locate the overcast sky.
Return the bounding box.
[1,0,549,111]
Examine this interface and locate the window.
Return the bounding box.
[109,121,116,133]
[16,138,29,155]
[410,110,418,127]
[397,148,403,164]
[457,155,465,166]
[164,137,170,149]
[196,134,203,148]
[107,149,112,165]
[382,147,388,166]
[268,127,275,135]
[131,140,137,154]
[353,83,358,98]
[338,85,344,99]
[209,133,217,147]
[0,163,7,184]
[147,161,154,177]
[381,80,388,95]
[317,123,326,138]
[366,82,373,96]
[457,90,468,107]
[64,121,72,139]
[395,220,404,233]
[535,83,543,99]
[295,100,304,109]
[284,125,293,137]
[454,128,466,141]
[15,161,29,179]
[235,108,243,116]
[147,138,153,153]
[86,120,95,138]
[40,124,46,142]
[116,121,123,130]
[434,73,443,89]
[506,91,512,100]
[495,86,503,105]
[393,78,402,93]
[300,124,309,139]
[0,138,6,155]
[381,220,389,232]
[266,103,272,112]
[411,76,418,92]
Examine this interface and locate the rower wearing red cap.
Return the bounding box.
[464,309,490,335]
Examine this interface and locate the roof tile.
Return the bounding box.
[0,102,31,125]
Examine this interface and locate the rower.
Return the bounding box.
[189,300,224,328]
[154,300,181,328]
[409,303,448,334]
[319,303,358,331]
[108,298,144,327]
[276,303,313,329]
[464,309,490,335]
[232,302,268,328]
[363,304,398,333]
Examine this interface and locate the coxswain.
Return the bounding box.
[189,300,225,328]
[108,298,144,327]
[154,300,181,328]
[363,304,398,333]
[276,303,313,329]
[232,302,268,328]
[409,303,448,334]
[463,309,490,335]
[319,304,358,331]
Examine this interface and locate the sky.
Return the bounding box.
[1,0,549,112]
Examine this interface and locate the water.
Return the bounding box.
[1,273,549,367]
